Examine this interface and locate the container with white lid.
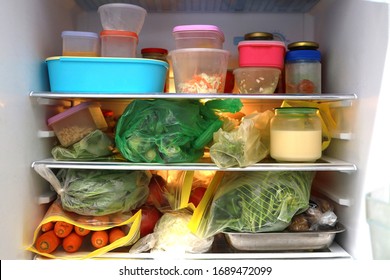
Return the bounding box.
[172,24,225,49]
[47,102,108,147]
[100,30,138,57]
[61,31,99,57]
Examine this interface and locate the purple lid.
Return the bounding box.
[172,25,225,41]
[61,31,99,39]
[47,102,94,126]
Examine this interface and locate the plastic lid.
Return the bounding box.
[238,40,286,48]
[98,3,147,14]
[285,49,321,62]
[244,32,274,40]
[100,30,138,40]
[288,41,319,50]
[61,31,99,39]
[275,107,319,115]
[47,102,95,126]
[172,24,225,41]
[141,48,168,55]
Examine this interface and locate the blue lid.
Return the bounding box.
[61,31,99,39]
[285,49,321,62]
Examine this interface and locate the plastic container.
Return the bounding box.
[172,25,225,49]
[47,102,108,147]
[366,187,390,259]
[233,67,281,94]
[100,30,138,57]
[285,49,322,93]
[270,107,322,162]
[46,56,168,93]
[238,40,286,69]
[61,31,99,57]
[169,48,229,93]
[97,3,147,33]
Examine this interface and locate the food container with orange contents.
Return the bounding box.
[61,31,99,57]
[100,30,138,58]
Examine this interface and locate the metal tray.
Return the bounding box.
[223,223,345,252]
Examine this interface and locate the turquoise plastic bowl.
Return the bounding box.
[46,56,168,93]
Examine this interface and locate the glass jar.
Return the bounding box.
[244,32,274,40]
[141,48,169,92]
[270,107,322,162]
[285,42,321,94]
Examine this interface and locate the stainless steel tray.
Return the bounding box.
[223,223,345,252]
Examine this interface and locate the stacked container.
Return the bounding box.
[97,3,146,57]
[61,31,100,57]
[169,25,229,94]
[235,32,286,94]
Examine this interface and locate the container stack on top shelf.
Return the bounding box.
[169,25,230,94]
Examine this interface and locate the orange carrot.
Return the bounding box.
[62,232,83,253]
[35,230,61,254]
[109,227,125,244]
[91,230,109,249]
[90,215,110,226]
[41,222,54,232]
[74,226,91,237]
[54,221,74,238]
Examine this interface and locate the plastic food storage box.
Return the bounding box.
[169,48,229,93]
[238,40,286,69]
[47,102,108,147]
[172,25,225,49]
[97,3,146,34]
[100,30,138,57]
[46,56,168,93]
[61,31,99,57]
[233,67,281,94]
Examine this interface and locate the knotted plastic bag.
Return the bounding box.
[115,99,242,163]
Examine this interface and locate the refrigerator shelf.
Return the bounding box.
[31,156,356,172]
[30,91,357,103]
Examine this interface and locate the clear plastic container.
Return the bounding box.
[169,48,229,93]
[270,107,322,162]
[97,3,147,33]
[233,67,281,94]
[61,31,99,57]
[285,49,321,93]
[47,102,108,147]
[172,25,225,49]
[100,30,138,57]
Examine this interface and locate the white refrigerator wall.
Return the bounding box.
[0,0,389,260]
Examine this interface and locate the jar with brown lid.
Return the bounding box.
[244,32,274,40]
[141,48,170,92]
[287,41,319,50]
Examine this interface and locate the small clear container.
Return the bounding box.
[169,48,229,94]
[270,107,322,162]
[172,25,225,49]
[47,102,108,147]
[285,49,321,94]
[61,31,99,57]
[100,30,138,57]
[233,67,281,94]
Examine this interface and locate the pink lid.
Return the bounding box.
[47,102,94,126]
[172,24,225,41]
[238,40,286,48]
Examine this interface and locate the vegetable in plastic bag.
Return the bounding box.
[129,209,214,254]
[210,110,274,167]
[115,99,242,163]
[199,171,314,237]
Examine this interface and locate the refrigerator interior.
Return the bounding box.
[1,0,390,260]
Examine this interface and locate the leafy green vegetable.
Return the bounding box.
[58,169,151,216]
[205,171,314,235]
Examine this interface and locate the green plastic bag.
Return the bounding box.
[115,99,242,163]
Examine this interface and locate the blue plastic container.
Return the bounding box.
[46,56,169,93]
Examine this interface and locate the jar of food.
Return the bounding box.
[244,32,274,40]
[270,107,322,162]
[285,41,321,94]
[141,48,169,92]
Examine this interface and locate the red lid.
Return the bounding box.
[100,30,138,41]
[141,48,168,55]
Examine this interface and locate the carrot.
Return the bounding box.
[41,222,54,232]
[35,230,61,254]
[62,232,83,253]
[74,226,91,237]
[91,230,109,249]
[90,215,110,226]
[109,227,126,244]
[54,221,74,238]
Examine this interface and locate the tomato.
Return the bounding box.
[146,174,166,207]
[189,187,207,207]
[138,205,162,237]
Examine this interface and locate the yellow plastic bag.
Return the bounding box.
[27,199,142,259]
[280,100,337,151]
